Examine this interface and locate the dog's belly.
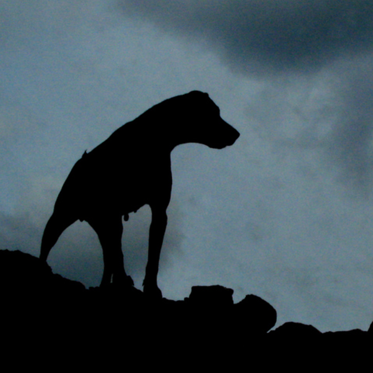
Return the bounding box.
[121,199,146,216]
[117,180,149,219]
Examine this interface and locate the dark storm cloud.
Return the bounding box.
[0,212,40,252]
[327,57,373,193]
[243,58,373,195]
[118,0,373,75]
[112,0,373,195]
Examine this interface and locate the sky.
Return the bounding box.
[1,0,373,332]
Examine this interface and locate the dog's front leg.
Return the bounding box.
[143,207,168,299]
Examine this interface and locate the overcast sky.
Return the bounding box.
[2,1,373,332]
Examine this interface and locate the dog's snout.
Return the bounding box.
[230,127,240,143]
[208,122,239,149]
[222,120,240,146]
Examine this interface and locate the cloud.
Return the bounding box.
[117,1,373,194]
[326,56,373,193]
[242,52,373,196]
[118,0,373,75]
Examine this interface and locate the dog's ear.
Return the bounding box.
[188,90,209,96]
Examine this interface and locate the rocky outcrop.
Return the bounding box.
[0,249,371,363]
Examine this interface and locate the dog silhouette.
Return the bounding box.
[40,91,240,298]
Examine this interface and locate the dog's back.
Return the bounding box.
[55,115,172,222]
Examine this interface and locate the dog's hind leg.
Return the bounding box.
[40,211,78,262]
[87,216,133,288]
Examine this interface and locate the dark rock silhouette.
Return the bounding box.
[0,249,85,297]
[40,91,240,298]
[0,249,371,364]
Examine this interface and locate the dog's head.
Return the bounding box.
[174,91,240,149]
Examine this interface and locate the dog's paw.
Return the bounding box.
[112,274,134,288]
[143,282,163,300]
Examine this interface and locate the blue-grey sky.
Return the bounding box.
[1,1,373,332]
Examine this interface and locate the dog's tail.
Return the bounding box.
[40,210,77,262]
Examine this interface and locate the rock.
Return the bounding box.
[186,285,234,306]
[368,321,373,334]
[234,294,277,334]
[0,248,371,362]
[181,285,276,339]
[0,249,85,297]
[269,321,322,338]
